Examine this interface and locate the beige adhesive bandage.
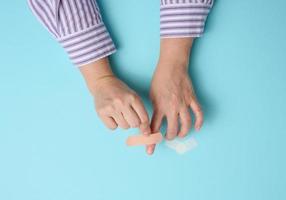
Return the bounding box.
[126,132,163,146]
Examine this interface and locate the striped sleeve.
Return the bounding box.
[160,0,214,38]
[27,0,116,67]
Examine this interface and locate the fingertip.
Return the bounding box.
[166,134,176,141]
[109,125,118,131]
[178,132,187,138]
[147,149,153,155]
[146,145,155,155]
[101,116,118,131]
[195,116,203,132]
[123,124,131,130]
[190,102,203,132]
[195,123,202,132]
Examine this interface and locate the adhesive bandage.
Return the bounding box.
[126,132,163,146]
[165,136,198,154]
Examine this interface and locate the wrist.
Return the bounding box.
[159,38,193,70]
[158,56,189,72]
[156,61,188,79]
[92,74,117,93]
[80,58,116,95]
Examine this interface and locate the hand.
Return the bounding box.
[80,58,150,134]
[94,76,150,132]
[146,38,203,155]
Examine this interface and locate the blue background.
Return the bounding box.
[1,0,286,200]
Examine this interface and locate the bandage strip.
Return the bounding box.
[165,136,198,154]
[126,132,163,146]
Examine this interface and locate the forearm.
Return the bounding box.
[158,0,214,69]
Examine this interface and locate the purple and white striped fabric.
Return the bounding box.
[160,0,214,38]
[28,0,116,66]
[28,0,213,67]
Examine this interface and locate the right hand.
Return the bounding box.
[93,76,150,133]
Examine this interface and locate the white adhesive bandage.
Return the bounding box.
[165,136,198,154]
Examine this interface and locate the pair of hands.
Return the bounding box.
[80,38,203,155]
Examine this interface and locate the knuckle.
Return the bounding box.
[168,109,178,117]
[196,107,203,114]
[113,97,124,106]
[141,117,149,124]
[106,105,115,111]
[190,100,202,111]
[130,119,140,128]
[133,119,140,127]
[170,104,177,110]
[128,93,138,102]
[170,94,179,105]
[169,105,178,113]
[98,105,114,114]
[189,98,197,103]
[97,108,106,115]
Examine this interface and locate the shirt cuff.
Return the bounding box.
[58,22,116,67]
[160,1,213,38]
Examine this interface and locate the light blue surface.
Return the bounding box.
[1,0,286,200]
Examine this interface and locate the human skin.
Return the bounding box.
[80,58,151,134]
[79,38,203,156]
[146,38,203,155]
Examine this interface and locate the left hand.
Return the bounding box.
[146,39,204,155]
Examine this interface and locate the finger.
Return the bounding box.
[131,99,150,135]
[166,112,179,140]
[190,101,203,131]
[112,112,130,129]
[100,115,118,130]
[151,111,164,133]
[122,105,140,128]
[146,111,164,155]
[139,122,151,136]
[178,108,191,138]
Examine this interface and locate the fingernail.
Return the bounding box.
[166,137,173,141]
[147,148,153,155]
